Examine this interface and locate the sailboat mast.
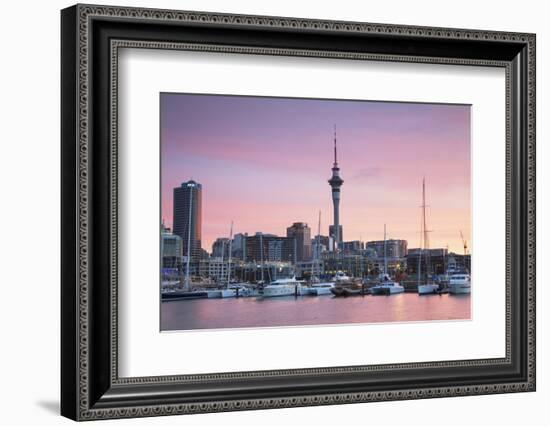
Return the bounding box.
[422,178,429,251]
[423,178,427,283]
[312,210,322,279]
[417,247,422,285]
[317,210,321,276]
[383,224,387,275]
[417,179,426,285]
[260,233,264,283]
[421,177,431,282]
[227,221,233,287]
[317,210,321,249]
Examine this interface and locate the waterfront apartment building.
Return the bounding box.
[173,180,202,260]
[231,232,248,260]
[212,237,231,259]
[407,248,449,275]
[340,240,364,253]
[295,259,325,279]
[286,222,312,262]
[199,258,236,283]
[320,252,367,278]
[244,233,296,264]
[160,231,183,269]
[366,239,408,259]
[367,257,407,276]
[446,252,471,273]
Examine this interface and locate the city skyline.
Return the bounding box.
[161,93,471,253]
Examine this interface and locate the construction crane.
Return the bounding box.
[459,230,468,256]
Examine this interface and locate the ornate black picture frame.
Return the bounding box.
[61,4,536,421]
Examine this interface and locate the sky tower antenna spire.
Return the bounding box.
[333,124,338,166]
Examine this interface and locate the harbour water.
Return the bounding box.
[161,293,471,331]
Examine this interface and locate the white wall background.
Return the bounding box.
[0,0,546,425]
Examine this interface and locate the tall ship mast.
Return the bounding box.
[418,178,440,295]
[422,177,431,279]
[316,210,321,277]
[227,221,233,287]
[383,223,388,275]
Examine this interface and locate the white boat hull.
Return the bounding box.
[261,284,299,297]
[418,284,440,295]
[219,289,237,298]
[300,286,334,296]
[308,282,335,296]
[449,284,471,294]
[312,287,334,296]
[371,285,405,295]
[244,288,260,297]
[299,287,317,296]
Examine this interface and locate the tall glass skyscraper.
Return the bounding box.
[173,180,202,260]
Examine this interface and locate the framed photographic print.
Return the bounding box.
[61,4,536,421]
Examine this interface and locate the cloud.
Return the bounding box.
[352,167,381,181]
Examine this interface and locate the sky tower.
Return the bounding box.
[328,126,344,250]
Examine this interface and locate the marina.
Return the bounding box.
[161,262,471,301]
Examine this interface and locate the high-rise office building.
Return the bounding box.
[366,239,408,259]
[231,232,248,260]
[211,237,231,259]
[340,240,364,253]
[244,233,296,264]
[286,222,312,261]
[172,180,202,260]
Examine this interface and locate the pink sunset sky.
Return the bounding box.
[161,93,471,254]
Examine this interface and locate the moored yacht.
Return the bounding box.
[370,273,405,295]
[418,283,440,295]
[300,279,335,296]
[333,270,351,284]
[219,283,257,297]
[310,282,335,295]
[215,221,258,298]
[304,211,336,296]
[161,288,208,301]
[260,276,303,297]
[371,225,405,295]
[205,289,222,298]
[448,273,471,294]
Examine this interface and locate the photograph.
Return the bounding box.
[56,3,536,421]
[159,93,472,331]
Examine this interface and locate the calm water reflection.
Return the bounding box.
[161,293,471,331]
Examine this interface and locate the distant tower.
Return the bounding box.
[173,180,202,260]
[328,126,344,250]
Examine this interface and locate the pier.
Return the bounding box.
[161,277,457,301]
